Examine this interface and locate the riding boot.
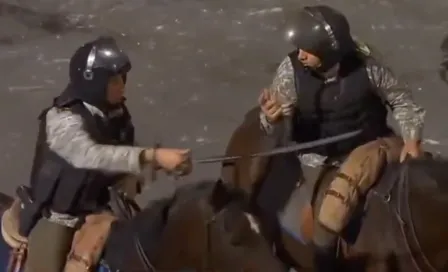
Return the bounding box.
[312,222,339,272]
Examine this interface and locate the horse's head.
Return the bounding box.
[150,179,285,272]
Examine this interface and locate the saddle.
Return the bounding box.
[64,211,117,272]
[1,198,118,272]
[63,178,141,271]
[0,175,141,272]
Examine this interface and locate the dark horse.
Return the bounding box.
[221,106,448,272]
[0,179,286,272]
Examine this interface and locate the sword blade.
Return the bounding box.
[193,129,362,164]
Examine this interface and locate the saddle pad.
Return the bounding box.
[278,164,324,245]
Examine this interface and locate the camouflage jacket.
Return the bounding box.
[260,40,426,142]
[46,102,144,174]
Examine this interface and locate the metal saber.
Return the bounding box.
[192,129,362,164]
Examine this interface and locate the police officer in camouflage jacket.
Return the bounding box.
[22,36,192,272]
[258,5,425,271]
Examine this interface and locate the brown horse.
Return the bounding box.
[0,179,286,272]
[221,106,448,272]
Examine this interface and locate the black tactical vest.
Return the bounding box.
[289,52,393,157]
[29,100,135,216]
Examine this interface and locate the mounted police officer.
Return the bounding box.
[258,5,426,271]
[20,36,192,272]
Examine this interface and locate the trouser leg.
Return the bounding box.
[24,218,75,272]
[312,136,402,271]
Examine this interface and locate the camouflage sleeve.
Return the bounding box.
[259,56,297,136]
[366,62,426,141]
[46,107,146,174]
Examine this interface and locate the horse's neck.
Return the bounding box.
[102,219,142,270]
[102,200,171,269]
[344,163,448,270]
[407,160,448,269]
[377,167,448,269]
[406,163,448,232]
[132,202,171,258]
[409,185,448,247]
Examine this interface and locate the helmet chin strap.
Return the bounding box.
[310,55,338,73]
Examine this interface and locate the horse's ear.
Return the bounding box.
[210,179,231,211]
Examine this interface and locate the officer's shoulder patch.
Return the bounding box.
[353,36,372,57]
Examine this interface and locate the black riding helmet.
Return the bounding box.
[63,36,131,109]
[283,5,357,71]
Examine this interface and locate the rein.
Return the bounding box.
[397,164,439,272]
[373,162,439,272]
